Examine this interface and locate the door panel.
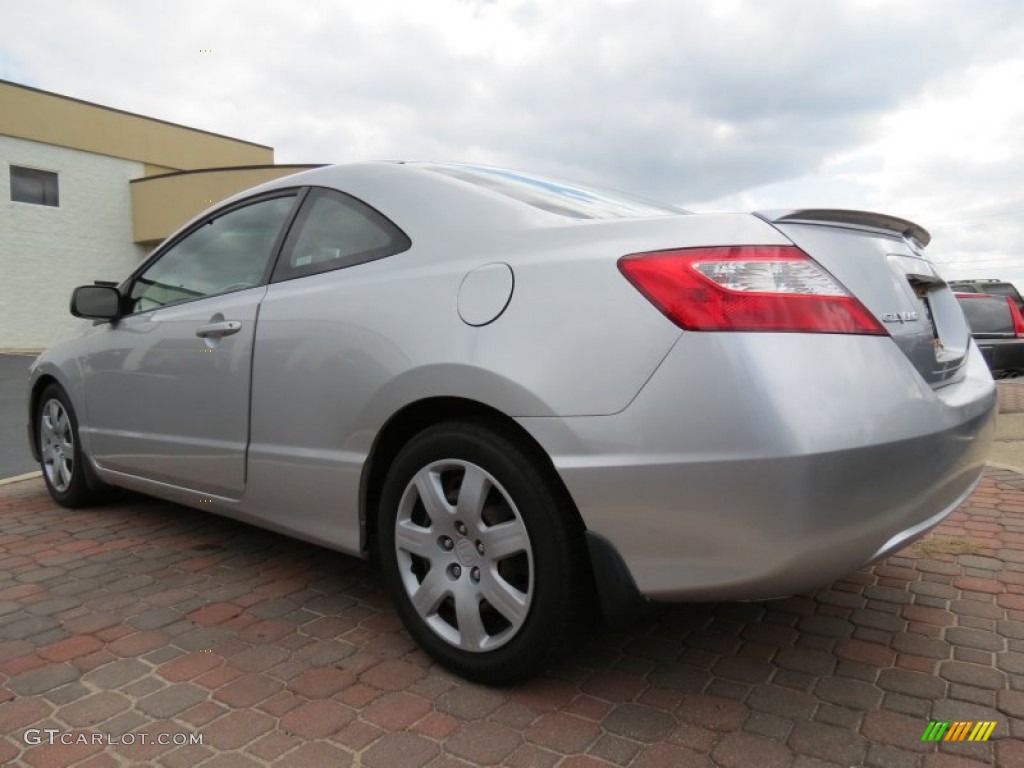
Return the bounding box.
[242,187,414,549]
[82,289,264,495]
[79,192,299,496]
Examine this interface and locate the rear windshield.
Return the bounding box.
[952,282,1023,303]
[957,296,1013,333]
[981,283,1023,302]
[423,163,686,220]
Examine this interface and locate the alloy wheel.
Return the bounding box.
[40,398,74,493]
[394,459,534,652]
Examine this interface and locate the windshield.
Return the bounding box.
[423,163,686,220]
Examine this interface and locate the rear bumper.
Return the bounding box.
[976,337,1024,376]
[520,333,997,601]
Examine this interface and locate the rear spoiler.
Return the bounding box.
[755,209,931,248]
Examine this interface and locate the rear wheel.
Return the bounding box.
[37,384,103,507]
[378,421,593,684]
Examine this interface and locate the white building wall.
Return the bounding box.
[0,135,146,350]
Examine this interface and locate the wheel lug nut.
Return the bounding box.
[451,564,462,579]
[470,567,480,583]
[455,521,467,536]
[476,541,484,555]
[440,536,453,551]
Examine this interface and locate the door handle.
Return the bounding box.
[196,320,242,338]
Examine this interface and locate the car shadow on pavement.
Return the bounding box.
[1,470,1023,766]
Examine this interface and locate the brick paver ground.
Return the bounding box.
[2,401,1024,766]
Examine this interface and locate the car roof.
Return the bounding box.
[251,162,554,235]
[227,162,689,237]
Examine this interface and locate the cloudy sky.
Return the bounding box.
[3,0,1024,284]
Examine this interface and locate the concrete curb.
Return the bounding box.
[986,459,1024,476]
[0,470,42,486]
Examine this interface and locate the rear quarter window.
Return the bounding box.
[272,187,411,282]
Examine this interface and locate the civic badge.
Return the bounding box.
[881,311,919,324]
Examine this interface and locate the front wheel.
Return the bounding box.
[378,421,593,684]
[36,384,104,507]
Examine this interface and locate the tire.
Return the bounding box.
[36,384,104,508]
[378,421,594,684]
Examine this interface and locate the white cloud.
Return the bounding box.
[697,51,1024,285]
[3,0,1024,284]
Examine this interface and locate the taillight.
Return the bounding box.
[617,246,886,335]
[1007,297,1024,338]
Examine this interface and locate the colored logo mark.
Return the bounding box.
[921,721,996,742]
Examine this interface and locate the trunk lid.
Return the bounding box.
[755,209,969,388]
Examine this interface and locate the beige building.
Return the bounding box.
[0,79,318,349]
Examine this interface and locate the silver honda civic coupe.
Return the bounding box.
[28,162,996,683]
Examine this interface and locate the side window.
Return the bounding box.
[273,188,410,281]
[130,194,296,313]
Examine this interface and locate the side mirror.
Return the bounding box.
[70,285,121,320]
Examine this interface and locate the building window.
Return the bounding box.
[10,165,59,207]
